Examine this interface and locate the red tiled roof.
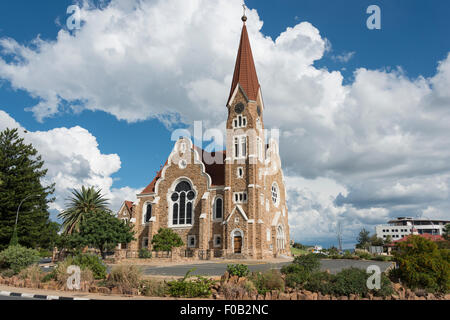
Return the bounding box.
[386,234,445,247]
[124,201,133,213]
[140,159,168,194]
[227,23,260,105]
[139,148,225,195]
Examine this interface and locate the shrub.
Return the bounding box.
[0,245,40,274]
[38,249,53,258]
[151,228,184,252]
[284,270,310,288]
[303,271,335,295]
[51,259,94,287]
[356,251,373,260]
[392,235,449,293]
[227,264,250,277]
[139,248,152,259]
[140,279,168,297]
[292,254,321,273]
[70,254,107,280]
[250,270,285,295]
[18,264,43,285]
[331,268,368,297]
[168,269,215,298]
[331,267,393,297]
[107,265,142,292]
[222,279,257,299]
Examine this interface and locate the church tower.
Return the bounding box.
[223,13,270,259]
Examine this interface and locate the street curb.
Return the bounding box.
[0,290,90,300]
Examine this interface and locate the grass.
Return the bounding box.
[290,247,310,256]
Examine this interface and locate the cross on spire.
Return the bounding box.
[242,3,247,22]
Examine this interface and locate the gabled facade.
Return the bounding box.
[118,15,290,260]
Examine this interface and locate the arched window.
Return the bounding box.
[144,203,152,223]
[171,181,195,226]
[214,197,223,220]
[277,225,285,250]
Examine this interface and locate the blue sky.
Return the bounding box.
[0,0,449,248]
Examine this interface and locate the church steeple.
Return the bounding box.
[227,13,260,106]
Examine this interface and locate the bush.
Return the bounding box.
[139,248,152,259]
[18,264,43,285]
[331,267,393,297]
[331,268,368,297]
[222,279,257,299]
[107,265,142,292]
[151,228,184,252]
[51,259,94,287]
[392,235,449,293]
[168,269,215,298]
[140,279,168,297]
[38,249,53,258]
[303,272,335,295]
[0,245,40,274]
[292,254,321,273]
[356,251,373,260]
[70,254,107,280]
[227,264,250,277]
[250,270,285,295]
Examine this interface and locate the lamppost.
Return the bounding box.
[10,193,39,245]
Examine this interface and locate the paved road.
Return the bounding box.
[141,259,394,277]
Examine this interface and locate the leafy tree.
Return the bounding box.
[384,235,392,245]
[38,221,60,250]
[71,210,135,259]
[0,128,55,250]
[392,235,449,293]
[444,224,450,241]
[356,228,370,249]
[369,235,384,246]
[58,186,109,234]
[151,228,184,252]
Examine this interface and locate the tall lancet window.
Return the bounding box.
[171,181,195,226]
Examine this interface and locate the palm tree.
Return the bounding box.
[58,186,109,234]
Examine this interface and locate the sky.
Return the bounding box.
[0,0,449,249]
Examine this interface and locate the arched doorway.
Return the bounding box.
[233,230,243,254]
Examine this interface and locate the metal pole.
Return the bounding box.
[13,194,39,237]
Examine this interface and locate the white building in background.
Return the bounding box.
[375,217,449,240]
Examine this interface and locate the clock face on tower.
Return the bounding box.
[235,103,245,114]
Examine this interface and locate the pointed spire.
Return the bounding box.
[227,12,260,106]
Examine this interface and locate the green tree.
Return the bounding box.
[73,210,135,259]
[151,228,184,252]
[369,235,384,246]
[58,186,109,234]
[0,128,55,250]
[393,235,449,293]
[444,224,450,241]
[384,235,392,245]
[356,228,370,249]
[38,221,60,250]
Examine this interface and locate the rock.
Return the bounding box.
[297,293,307,300]
[290,292,298,300]
[271,290,279,300]
[349,294,357,300]
[445,294,450,300]
[98,287,111,294]
[368,293,374,300]
[24,279,31,288]
[237,277,247,285]
[311,292,318,300]
[89,287,98,293]
[264,291,271,300]
[279,293,290,300]
[338,296,348,300]
[257,294,264,300]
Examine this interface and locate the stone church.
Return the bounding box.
[117,14,290,260]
